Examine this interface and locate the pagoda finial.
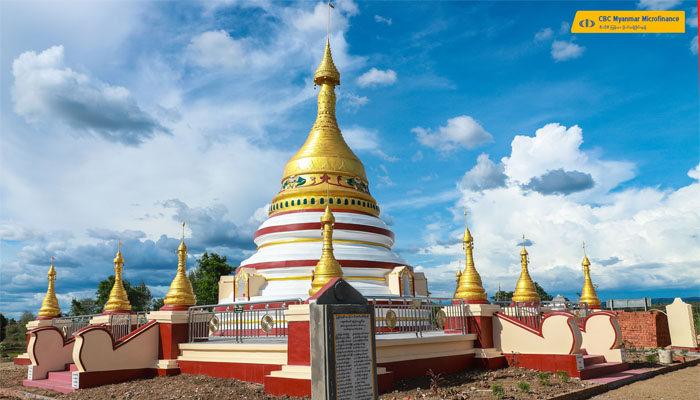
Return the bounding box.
[38,257,61,319]
[309,205,344,295]
[512,234,540,303]
[579,240,601,308]
[163,222,197,309]
[454,210,487,302]
[104,242,132,313]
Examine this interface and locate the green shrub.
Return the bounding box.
[537,371,551,386]
[645,353,657,363]
[517,381,530,393]
[556,370,570,383]
[491,384,505,400]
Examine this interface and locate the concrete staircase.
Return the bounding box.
[23,363,77,393]
[579,354,629,380]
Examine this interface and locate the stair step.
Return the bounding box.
[583,354,606,366]
[579,362,629,380]
[23,378,76,394]
[69,363,78,372]
[47,370,73,384]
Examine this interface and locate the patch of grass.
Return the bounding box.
[556,370,570,383]
[426,369,443,395]
[537,371,551,386]
[491,383,505,400]
[517,381,530,393]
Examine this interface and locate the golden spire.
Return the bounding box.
[579,241,601,308]
[104,240,132,313]
[512,235,540,303]
[270,35,378,217]
[454,211,488,301]
[163,222,197,308]
[38,257,61,319]
[309,205,344,295]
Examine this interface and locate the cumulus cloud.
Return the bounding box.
[374,15,392,25]
[187,30,247,68]
[357,68,397,87]
[637,0,682,10]
[534,27,554,41]
[460,154,507,191]
[11,46,167,146]
[551,40,585,61]
[688,7,698,28]
[415,122,700,298]
[339,92,369,112]
[691,36,698,55]
[343,126,397,161]
[413,115,493,152]
[523,169,594,195]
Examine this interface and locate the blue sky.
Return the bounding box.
[1,0,698,319]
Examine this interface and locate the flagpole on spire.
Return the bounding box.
[327,0,334,42]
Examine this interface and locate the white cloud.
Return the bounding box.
[460,154,507,191]
[551,40,585,62]
[11,46,167,146]
[688,8,698,28]
[416,123,700,297]
[559,21,571,34]
[357,67,397,87]
[343,126,397,161]
[691,35,698,55]
[637,0,682,10]
[187,30,247,69]
[534,27,553,41]
[339,92,369,111]
[413,115,493,152]
[374,15,392,25]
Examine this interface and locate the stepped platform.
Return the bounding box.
[23,363,78,394]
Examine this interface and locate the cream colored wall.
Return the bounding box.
[580,312,624,362]
[376,334,476,363]
[178,343,287,364]
[72,323,159,372]
[27,328,74,380]
[666,298,699,348]
[493,313,581,355]
[413,273,428,296]
[219,276,234,303]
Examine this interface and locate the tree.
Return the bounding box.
[95,276,153,312]
[70,297,99,316]
[534,282,553,301]
[150,298,165,311]
[0,313,7,342]
[188,252,235,305]
[489,281,553,302]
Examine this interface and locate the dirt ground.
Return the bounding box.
[590,365,700,400]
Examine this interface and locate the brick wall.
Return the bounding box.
[616,310,671,348]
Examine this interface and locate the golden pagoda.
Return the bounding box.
[454,211,488,302]
[309,205,344,295]
[270,39,379,217]
[162,222,197,309]
[37,258,61,319]
[512,235,540,303]
[104,242,132,313]
[579,241,601,308]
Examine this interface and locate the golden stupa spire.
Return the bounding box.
[579,241,601,308]
[454,211,488,302]
[270,23,378,217]
[512,235,540,303]
[38,257,61,319]
[104,240,132,313]
[163,222,197,309]
[309,205,344,295]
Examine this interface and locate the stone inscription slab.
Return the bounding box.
[333,313,374,400]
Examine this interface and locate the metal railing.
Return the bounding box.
[52,314,101,338]
[494,301,590,330]
[188,299,303,343]
[368,296,467,337]
[109,313,132,341]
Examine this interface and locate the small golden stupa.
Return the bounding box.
[162,222,197,310]
[104,241,132,313]
[454,211,488,302]
[579,241,601,308]
[37,258,61,319]
[309,204,344,295]
[512,235,540,303]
